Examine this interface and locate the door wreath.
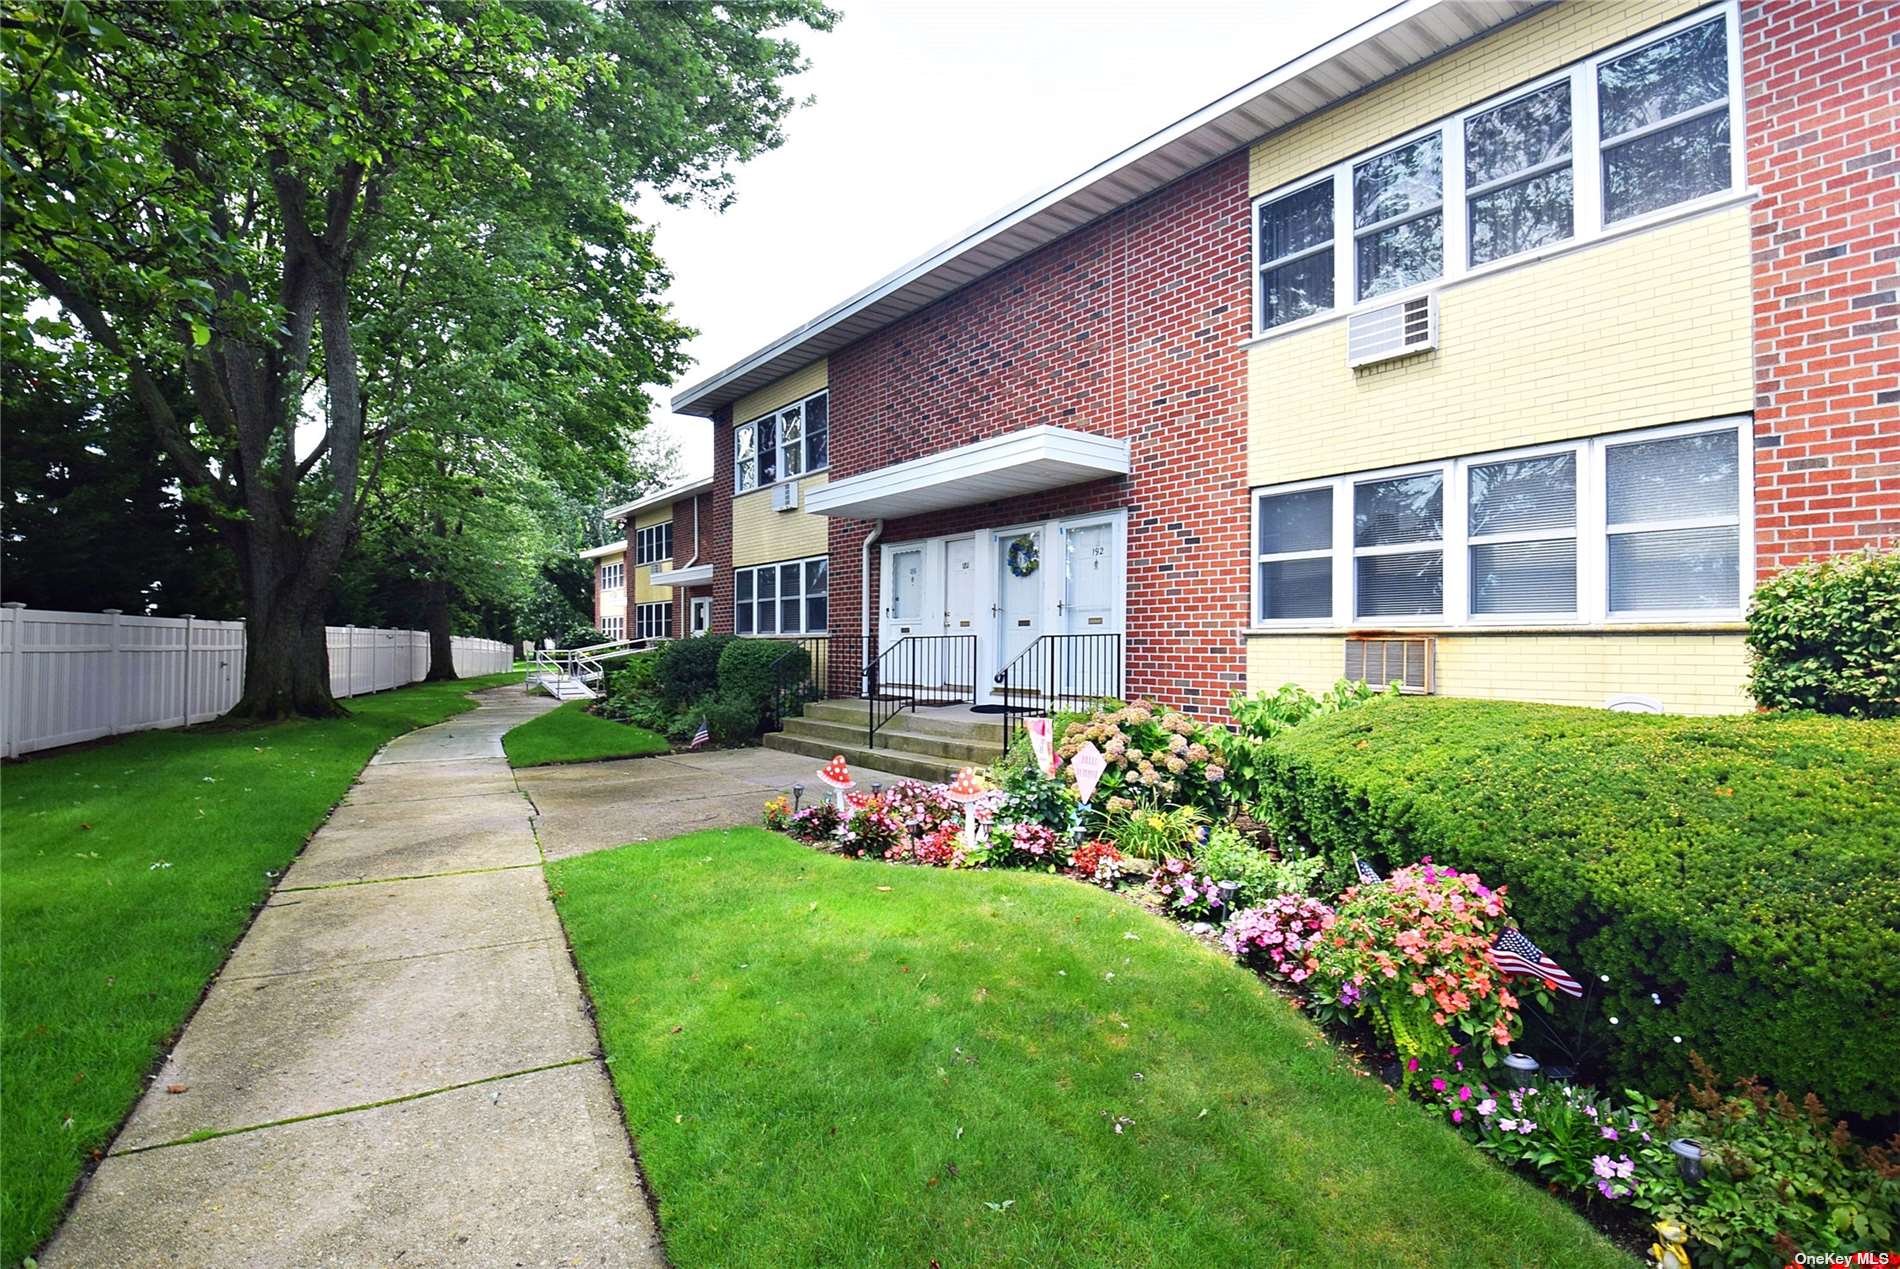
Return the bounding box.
[1006,534,1040,578]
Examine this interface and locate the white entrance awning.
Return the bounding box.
[649,563,712,588]
[804,425,1129,520]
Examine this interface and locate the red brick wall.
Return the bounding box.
[1745,0,1900,571]
[708,414,737,635]
[668,490,716,633]
[825,150,1253,716]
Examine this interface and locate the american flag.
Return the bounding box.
[1489,927,1582,998]
[689,718,710,749]
[1353,855,1383,886]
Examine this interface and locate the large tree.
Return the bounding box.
[2,0,831,717]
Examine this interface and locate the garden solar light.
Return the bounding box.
[791,783,804,812]
[1667,1138,1706,1184]
[871,782,883,798]
[1501,1053,1540,1087]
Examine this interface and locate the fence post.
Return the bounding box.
[2,603,23,759]
[344,625,355,700]
[181,614,195,728]
[102,609,125,736]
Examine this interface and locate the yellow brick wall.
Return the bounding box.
[730,359,832,569]
[1247,205,1754,485]
[1249,0,1705,196]
[1246,631,1750,715]
[734,357,828,426]
[630,506,671,604]
[732,472,831,568]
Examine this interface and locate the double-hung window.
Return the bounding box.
[634,602,673,642]
[1252,419,1746,627]
[634,522,672,566]
[734,556,828,636]
[1465,81,1573,266]
[735,390,829,493]
[1354,134,1443,302]
[1257,182,1335,331]
[599,561,624,590]
[1598,17,1732,224]
[1252,4,1742,335]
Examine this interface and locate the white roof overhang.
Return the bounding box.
[649,563,714,588]
[803,426,1129,521]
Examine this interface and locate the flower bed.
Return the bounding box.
[758,690,1900,1266]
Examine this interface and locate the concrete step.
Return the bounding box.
[762,731,963,784]
[799,697,1005,743]
[777,714,1001,765]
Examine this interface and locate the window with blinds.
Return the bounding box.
[1250,419,1747,629]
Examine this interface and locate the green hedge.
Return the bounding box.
[658,634,733,711]
[1255,698,1900,1118]
[1746,547,1899,717]
[718,638,810,719]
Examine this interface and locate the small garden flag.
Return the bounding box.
[689,718,710,749]
[1353,855,1383,886]
[1488,927,1583,997]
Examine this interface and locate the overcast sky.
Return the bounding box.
[640,0,1393,480]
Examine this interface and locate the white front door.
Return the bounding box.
[690,596,712,637]
[994,528,1043,681]
[940,536,977,692]
[1059,518,1119,693]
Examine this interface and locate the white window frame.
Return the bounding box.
[599,561,624,591]
[602,614,625,640]
[1249,1,1746,340]
[1250,417,1751,631]
[634,522,672,566]
[734,389,829,494]
[733,555,828,636]
[634,601,673,642]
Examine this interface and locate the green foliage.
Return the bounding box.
[1254,698,1900,1117]
[1747,547,1900,717]
[994,763,1077,834]
[657,634,734,711]
[717,638,810,721]
[1223,679,1395,806]
[1192,825,1325,907]
[1052,700,1230,818]
[1107,804,1207,862]
[691,690,761,748]
[1631,1058,1900,1265]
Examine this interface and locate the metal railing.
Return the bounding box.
[861,634,977,748]
[762,636,829,733]
[526,638,655,695]
[992,633,1124,756]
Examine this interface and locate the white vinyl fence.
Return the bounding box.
[0,605,513,758]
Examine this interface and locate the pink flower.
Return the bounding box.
[1458,1086,1472,1101]
[1600,1126,1619,1140]
[1405,1058,1419,1073]
[1430,1077,1447,1093]
[1450,1108,1464,1124]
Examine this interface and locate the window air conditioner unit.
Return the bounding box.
[772,482,799,512]
[1344,635,1434,694]
[1347,294,1438,368]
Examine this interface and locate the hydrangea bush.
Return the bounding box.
[1053,700,1229,816]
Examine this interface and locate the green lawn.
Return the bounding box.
[551,829,1633,1267]
[502,700,668,767]
[0,671,520,1266]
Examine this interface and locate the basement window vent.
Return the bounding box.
[1347,294,1438,368]
[1344,635,1435,694]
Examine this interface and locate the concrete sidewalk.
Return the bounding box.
[520,744,914,861]
[43,689,665,1268]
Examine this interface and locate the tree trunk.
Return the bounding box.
[230,593,344,720]
[423,580,458,681]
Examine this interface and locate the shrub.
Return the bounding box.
[1053,700,1230,816]
[783,800,841,843]
[1256,698,1900,1117]
[593,650,666,724]
[1310,860,1523,1088]
[1067,839,1124,885]
[717,638,810,724]
[993,764,1076,835]
[1223,679,1395,806]
[688,689,759,747]
[1747,547,1900,717]
[657,634,733,710]
[1147,857,1232,922]
[1192,824,1324,907]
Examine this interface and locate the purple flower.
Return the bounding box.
[1600,1126,1619,1141]
[1591,1155,1616,1180]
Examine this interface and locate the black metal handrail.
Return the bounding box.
[992,632,1124,756]
[762,636,828,734]
[861,634,977,748]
